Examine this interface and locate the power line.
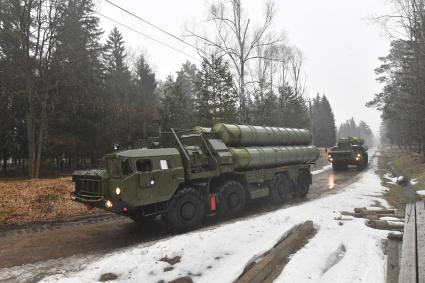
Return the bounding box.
[104,0,204,55]
[96,11,199,61]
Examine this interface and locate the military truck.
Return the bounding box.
[327,137,368,171]
[71,123,319,231]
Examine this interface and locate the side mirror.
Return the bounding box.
[325,148,328,153]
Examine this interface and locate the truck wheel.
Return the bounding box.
[166,187,205,232]
[296,171,311,198]
[218,180,246,216]
[270,173,293,204]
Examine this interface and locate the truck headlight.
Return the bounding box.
[115,187,121,195]
[105,200,113,208]
[357,153,361,157]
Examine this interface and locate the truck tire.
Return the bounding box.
[166,187,205,232]
[270,173,293,204]
[218,180,246,216]
[296,171,311,198]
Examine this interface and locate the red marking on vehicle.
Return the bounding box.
[85,204,94,211]
[210,194,216,212]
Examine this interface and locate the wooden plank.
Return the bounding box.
[417,201,425,283]
[387,239,400,283]
[399,203,417,283]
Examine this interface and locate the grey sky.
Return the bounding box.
[98,0,392,134]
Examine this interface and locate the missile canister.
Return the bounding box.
[212,123,312,146]
[229,145,320,170]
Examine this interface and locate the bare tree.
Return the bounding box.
[186,0,281,123]
[289,47,305,97]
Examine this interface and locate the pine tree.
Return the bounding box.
[51,0,105,169]
[160,62,197,129]
[312,94,336,147]
[133,54,158,139]
[195,55,237,125]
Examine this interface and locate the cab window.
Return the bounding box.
[136,159,153,172]
[160,159,172,170]
[122,158,134,176]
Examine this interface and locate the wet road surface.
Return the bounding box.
[0,165,365,270]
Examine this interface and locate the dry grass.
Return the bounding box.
[378,146,425,213]
[0,177,94,226]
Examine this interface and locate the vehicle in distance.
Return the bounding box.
[71,123,320,231]
[327,137,368,171]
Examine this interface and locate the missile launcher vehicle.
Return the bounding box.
[71,123,319,231]
[327,137,368,171]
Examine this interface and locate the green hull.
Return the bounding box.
[230,145,319,170]
[212,123,312,146]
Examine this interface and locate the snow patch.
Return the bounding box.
[410,178,418,185]
[0,153,390,283]
[417,190,425,197]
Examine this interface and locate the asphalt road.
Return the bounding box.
[0,165,364,271]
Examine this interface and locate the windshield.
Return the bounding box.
[107,159,121,178]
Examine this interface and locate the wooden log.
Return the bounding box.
[236,221,316,283]
[341,211,402,219]
[387,232,403,241]
[366,220,404,231]
[386,239,400,283]
[354,208,396,215]
[398,203,416,283]
[417,201,425,283]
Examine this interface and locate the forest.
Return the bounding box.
[0,0,361,178]
[368,0,425,151]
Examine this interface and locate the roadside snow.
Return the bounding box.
[312,165,332,175]
[417,190,425,197]
[410,178,418,185]
[0,153,391,283]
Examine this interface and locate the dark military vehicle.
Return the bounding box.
[327,137,368,171]
[71,123,319,231]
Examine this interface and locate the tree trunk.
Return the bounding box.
[26,108,35,178]
[34,94,48,178]
[2,156,7,175]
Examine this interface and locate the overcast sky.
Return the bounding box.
[98,0,392,134]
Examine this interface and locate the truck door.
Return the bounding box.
[135,159,159,200]
[157,158,180,197]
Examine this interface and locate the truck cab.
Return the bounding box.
[71,148,185,220]
[327,137,368,171]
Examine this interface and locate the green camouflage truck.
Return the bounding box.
[327,137,368,171]
[71,123,319,231]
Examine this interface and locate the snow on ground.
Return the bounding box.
[0,153,391,283]
[410,178,418,185]
[311,165,332,175]
[383,173,397,184]
[417,190,425,197]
